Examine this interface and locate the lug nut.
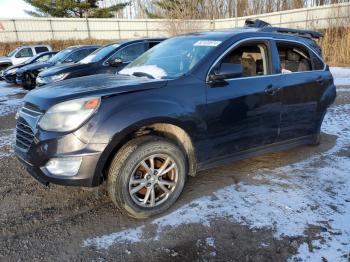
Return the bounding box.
[146,175,151,180]
[154,171,158,175]
[146,183,151,187]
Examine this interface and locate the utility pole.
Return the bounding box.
[235,0,238,28]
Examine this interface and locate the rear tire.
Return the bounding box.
[107,135,187,219]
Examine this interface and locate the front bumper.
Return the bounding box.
[14,112,108,187]
[16,147,105,187]
[3,73,16,84]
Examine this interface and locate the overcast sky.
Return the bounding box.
[0,0,34,18]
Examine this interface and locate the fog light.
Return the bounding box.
[44,157,82,177]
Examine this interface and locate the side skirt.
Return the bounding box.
[198,134,318,171]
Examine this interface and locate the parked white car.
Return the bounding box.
[0,45,52,71]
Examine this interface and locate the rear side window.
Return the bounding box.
[35,46,49,53]
[148,42,161,49]
[277,42,312,73]
[220,42,270,77]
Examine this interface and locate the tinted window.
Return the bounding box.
[220,42,270,77]
[108,43,146,63]
[35,46,49,53]
[66,48,95,63]
[277,42,312,73]
[16,48,33,58]
[148,41,161,49]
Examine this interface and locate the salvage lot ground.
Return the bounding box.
[0,69,349,261]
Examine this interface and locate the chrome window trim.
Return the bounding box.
[102,42,146,66]
[206,37,327,83]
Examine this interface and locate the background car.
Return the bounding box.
[1,51,57,84]
[16,45,100,90]
[36,38,165,86]
[0,45,52,71]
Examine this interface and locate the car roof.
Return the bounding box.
[66,45,101,49]
[105,38,166,47]
[16,44,51,48]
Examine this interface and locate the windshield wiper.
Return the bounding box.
[132,72,155,79]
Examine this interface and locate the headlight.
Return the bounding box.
[38,67,48,72]
[42,73,69,83]
[6,68,17,75]
[49,73,70,82]
[38,97,101,132]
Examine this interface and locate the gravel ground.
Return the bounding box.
[0,78,349,262]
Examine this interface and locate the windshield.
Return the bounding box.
[48,48,74,63]
[119,37,222,79]
[7,47,20,57]
[80,43,120,64]
[25,53,43,64]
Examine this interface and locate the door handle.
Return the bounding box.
[265,85,280,95]
[316,77,325,86]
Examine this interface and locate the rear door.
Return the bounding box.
[204,39,282,161]
[274,40,328,141]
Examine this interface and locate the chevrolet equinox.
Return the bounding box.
[15,20,336,218]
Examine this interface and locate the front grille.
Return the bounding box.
[16,119,34,151]
[15,104,43,151]
[21,103,44,117]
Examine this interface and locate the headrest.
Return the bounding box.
[287,50,300,61]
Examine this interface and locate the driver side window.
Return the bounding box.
[16,48,33,58]
[108,43,145,64]
[220,42,269,78]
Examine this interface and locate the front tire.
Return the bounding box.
[107,135,187,219]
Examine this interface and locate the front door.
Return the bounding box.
[204,40,282,162]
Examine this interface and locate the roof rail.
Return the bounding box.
[260,27,323,39]
[244,19,323,39]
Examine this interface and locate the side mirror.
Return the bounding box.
[63,59,74,63]
[209,63,243,82]
[109,58,123,67]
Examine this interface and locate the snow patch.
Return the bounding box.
[84,103,350,261]
[119,65,167,80]
[330,67,350,86]
[0,83,26,116]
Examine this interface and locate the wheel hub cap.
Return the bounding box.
[128,154,178,208]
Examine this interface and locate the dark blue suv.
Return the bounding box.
[15,20,336,218]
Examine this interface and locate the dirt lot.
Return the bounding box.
[0,78,349,261]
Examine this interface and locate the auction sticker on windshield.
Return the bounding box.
[194,40,222,47]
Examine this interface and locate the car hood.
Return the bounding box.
[4,63,22,72]
[25,74,168,110]
[40,63,88,77]
[0,56,11,63]
[18,62,53,73]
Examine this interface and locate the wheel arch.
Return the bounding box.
[94,118,198,185]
